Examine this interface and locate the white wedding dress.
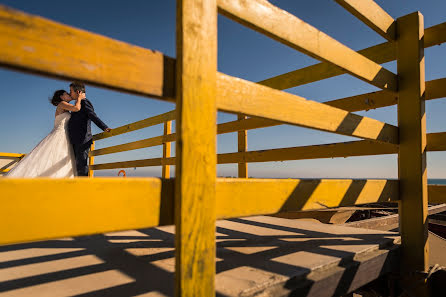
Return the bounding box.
[6,112,77,178]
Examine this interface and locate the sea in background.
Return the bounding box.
[428,179,446,185]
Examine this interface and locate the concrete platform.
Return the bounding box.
[0,216,400,297]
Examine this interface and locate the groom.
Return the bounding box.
[68,81,111,176]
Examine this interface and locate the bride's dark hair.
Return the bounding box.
[50,90,66,106]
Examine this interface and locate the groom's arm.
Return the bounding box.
[84,100,109,131]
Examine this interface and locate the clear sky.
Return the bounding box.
[0,0,445,178]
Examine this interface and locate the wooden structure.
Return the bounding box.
[1,0,446,295]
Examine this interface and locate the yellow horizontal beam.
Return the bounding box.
[0,178,174,245]
[0,178,398,245]
[218,140,397,164]
[0,5,175,100]
[91,133,176,156]
[0,152,25,159]
[335,0,396,41]
[0,168,11,173]
[93,110,176,141]
[258,22,446,90]
[218,0,397,92]
[217,73,398,144]
[90,157,175,170]
[428,185,446,204]
[427,132,446,152]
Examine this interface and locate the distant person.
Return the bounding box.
[6,90,84,177]
[68,81,111,176]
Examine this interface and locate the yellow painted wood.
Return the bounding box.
[175,0,217,296]
[0,178,173,245]
[93,110,176,141]
[162,120,172,179]
[0,178,398,246]
[397,12,429,281]
[91,157,174,170]
[218,0,397,92]
[335,0,395,41]
[0,168,11,173]
[218,140,397,164]
[237,114,248,178]
[0,152,25,159]
[217,117,280,134]
[428,185,446,204]
[216,179,398,219]
[427,132,446,152]
[217,73,398,144]
[91,134,176,156]
[88,141,95,177]
[0,5,175,100]
[258,22,446,90]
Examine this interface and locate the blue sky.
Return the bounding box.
[0,0,445,178]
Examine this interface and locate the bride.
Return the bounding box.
[6,90,84,178]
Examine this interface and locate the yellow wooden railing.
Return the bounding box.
[0,152,25,174]
[1,0,446,296]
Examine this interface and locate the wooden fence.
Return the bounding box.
[1,0,446,296]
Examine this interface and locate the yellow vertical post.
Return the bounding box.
[175,0,217,296]
[237,114,248,178]
[397,12,428,294]
[88,141,95,178]
[162,120,172,179]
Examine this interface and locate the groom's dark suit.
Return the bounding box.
[68,98,108,176]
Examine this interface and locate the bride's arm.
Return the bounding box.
[58,98,83,112]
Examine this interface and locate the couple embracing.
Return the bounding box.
[7,81,111,178]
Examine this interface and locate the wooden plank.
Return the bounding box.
[0,152,25,159]
[88,141,95,177]
[217,0,397,92]
[397,12,429,286]
[216,179,398,219]
[0,178,174,245]
[217,73,399,144]
[427,132,446,152]
[218,140,397,164]
[0,178,398,246]
[90,157,174,170]
[91,134,176,156]
[428,185,446,204]
[237,114,248,178]
[175,0,217,296]
[324,77,446,112]
[162,120,172,179]
[93,110,176,141]
[217,117,280,134]
[258,22,446,90]
[0,5,175,100]
[335,0,396,41]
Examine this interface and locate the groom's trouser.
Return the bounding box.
[72,140,93,176]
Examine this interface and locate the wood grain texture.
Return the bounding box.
[397,12,429,278]
[335,0,396,41]
[162,120,172,179]
[218,0,397,92]
[258,22,446,90]
[175,0,217,296]
[0,5,175,100]
[217,73,398,144]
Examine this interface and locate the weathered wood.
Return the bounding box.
[217,73,399,144]
[162,120,172,179]
[397,12,429,291]
[88,141,95,177]
[258,22,446,90]
[0,5,175,100]
[93,110,176,141]
[428,185,446,204]
[0,178,174,245]
[335,0,396,41]
[237,114,248,178]
[218,0,397,92]
[175,0,217,296]
[218,140,397,164]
